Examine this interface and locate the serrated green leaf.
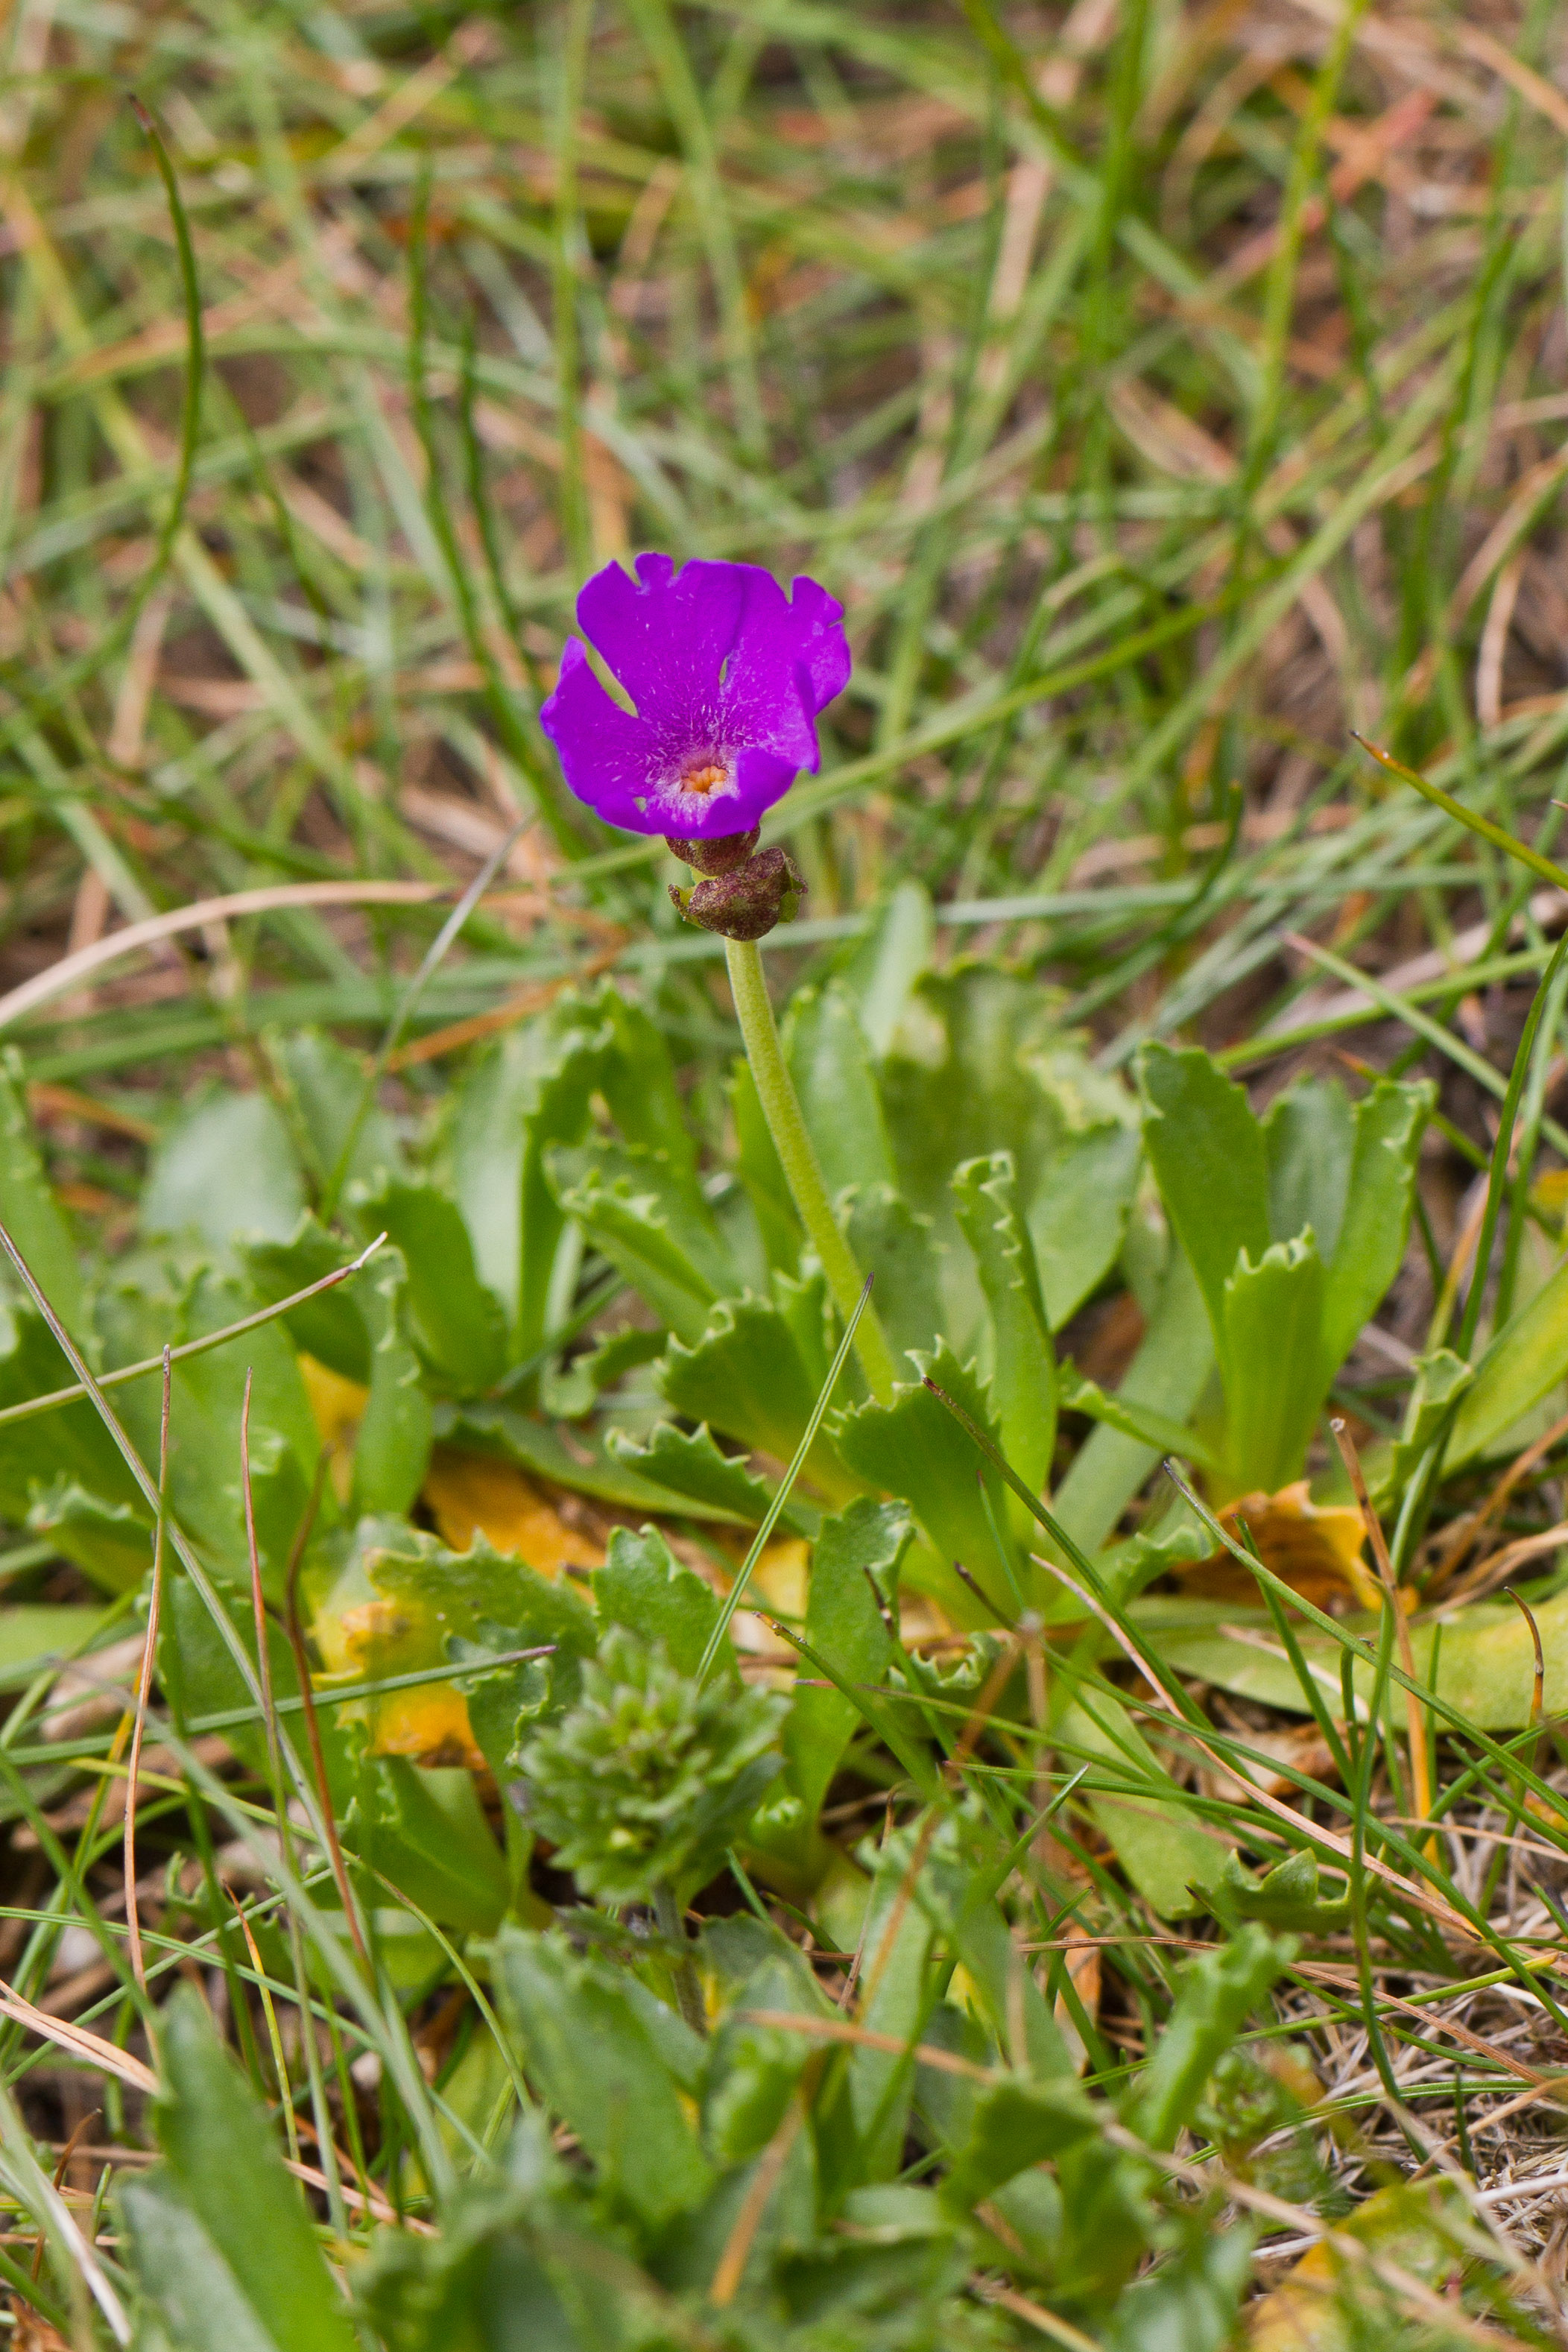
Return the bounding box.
[783,1498,908,1829]
[592,1522,724,1678]
[952,1151,1055,1504]
[551,1140,724,1345]
[1139,1043,1270,1337]
[1318,1078,1432,1373]
[1219,1233,1327,1493]
[606,1420,815,1534]
[833,1341,1018,1616]
[243,1215,370,1384]
[660,1292,860,1502]
[438,1400,726,1515]
[1128,1924,1289,2149]
[353,1175,508,1392]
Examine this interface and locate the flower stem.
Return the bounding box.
[724,937,900,1406]
[652,1880,708,2037]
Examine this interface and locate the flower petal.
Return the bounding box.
[576,552,747,727]
[538,639,666,833]
[787,575,853,714]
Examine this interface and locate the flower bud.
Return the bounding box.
[668,844,806,942]
[665,828,759,876]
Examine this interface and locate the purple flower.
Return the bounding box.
[539,552,850,841]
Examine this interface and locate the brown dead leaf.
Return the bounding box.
[9,2304,69,2352]
[1178,1481,1376,1610]
[421,1450,605,1579]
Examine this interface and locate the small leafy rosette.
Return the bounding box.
[515,1625,785,1906]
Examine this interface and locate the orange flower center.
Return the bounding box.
[680,759,729,794]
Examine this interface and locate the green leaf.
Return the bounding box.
[918,1831,1075,2081]
[952,1151,1055,1503]
[1447,1251,1568,1468]
[496,1926,715,2225]
[141,1087,306,1248]
[25,1479,151,1590]
[0,1603,106,1679]
[593,985,706,1194]
[1052,1249,1213,1556]
[833,1342,1019,1616]
[148,1985,358,2352]
[606,1419,817,1534]
[843,1185,949,1367]
[1055,1365,1220,1475]
[121,2173,283,2352]
[1262,1075,1356,1259]
[1382,1344,1473,1499]
[0,1052,83,1333]
[592,1522,724,1678]
[941,2076,1098,2211]
[551,1139,724,1345]
[99,1261,319,1593]
[816,1828,939,2193]
[364,1757,511,1936]
[1028,1121,1142,1332]
[783,1498,909,1827]
[835,878,935,1057]
[1139,1043,1270,1338]
[1191,1847,1350,1935]
[1102,2219,1254,2352]
[244,1215,370,1384]
[1128,1924,1290,2150]
[786,979,897,1199]
[353,1244,434,1517]
[730,1055,800,1275]
[0,1308,145,1558]
[353,1176,508,1392]
[1055,1684,1222,1919]
[1318,1078,1432,1373]
[449,1004,605,1350]
[438,1400,728,1515]
[660,1292,859,1502]
[1218,1233,1327,1493]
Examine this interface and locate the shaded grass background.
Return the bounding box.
[4,0,1568,2335]
[4,0,1568,1134]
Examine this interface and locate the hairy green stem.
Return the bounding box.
[724,937,899,1405]
[652,1881,708,2037]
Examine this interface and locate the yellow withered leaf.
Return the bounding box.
[421,1449,604,1581]
[1182,1480,1377,1610]
[297,1353,369,1501]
